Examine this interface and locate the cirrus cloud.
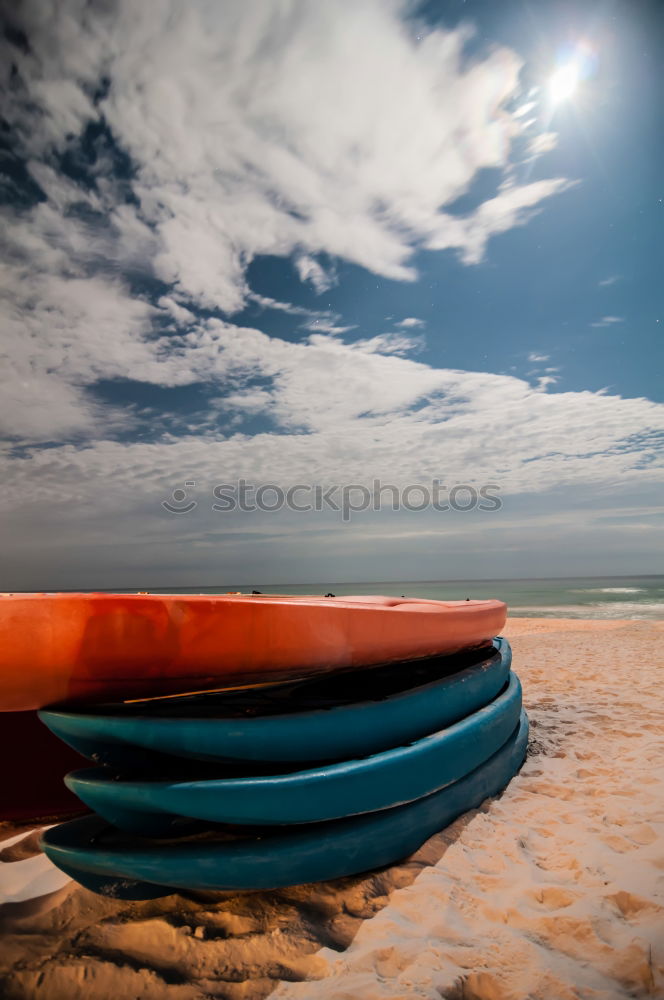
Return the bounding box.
[1,0,572,315]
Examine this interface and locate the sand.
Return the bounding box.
[1,618,662,1000]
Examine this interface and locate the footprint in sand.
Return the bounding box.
[440,971,512,1000]
[605,890,663,921]
[526,886,579,910]
[628,824,658,846]
[600,833,640,854]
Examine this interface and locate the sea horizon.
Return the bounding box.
[17,574,663,621]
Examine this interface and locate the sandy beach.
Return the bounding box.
[1,618,662,1000]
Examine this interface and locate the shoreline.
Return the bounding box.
[1,618,663,999]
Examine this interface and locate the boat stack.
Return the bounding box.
[0,593,527,898]
[38,648,526,898]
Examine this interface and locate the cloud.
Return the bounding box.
[528,353,550,362]
[425,178,576,263]
[1,314,662,585]
[294,255,337,294]
[396,317,425,328]
[0,231,166,439]
[301,320,356,334]
[513,101,536,119]
[590,316,625,328]
[598,275,621,287]
[1,0,575,316]
[347,333,423,355]
[157,296,197,326]
[527,132,558,157]
[249,293,353,333]
[2,320,662,510]
[213,388,274,415]
[0,0,580,446]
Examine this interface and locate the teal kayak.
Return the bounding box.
[39,639,510,765]
[41,710,528,898]
[63,672,521,833]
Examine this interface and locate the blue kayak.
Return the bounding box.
[41,710,528,898]
[63,672,521,833]
[39,639,511,765]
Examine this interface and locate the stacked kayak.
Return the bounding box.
[0,593,507,709]
[42,713,528,899]
[41,639,518,830]
[0,592,527,895]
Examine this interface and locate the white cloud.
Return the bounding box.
[528,353,550,362]
[527,132,558,157]
[0,0,580,444]
[425,178,575,263]
[591,316,625,328]
[347,333,423,355]
[513,101,536,119]
[0,240,166,439]
[157,296,197,326]
[598,275,621,287]
[248,293,319,318]
[2,321,662,510]
[213,388,274,414]
[2,0,575,315]
[396,317,425,328]
[1,318,662,585]
[294,255,337,294]
[249,293,353,334]
[301,318,356,335]
[2,0,580,439]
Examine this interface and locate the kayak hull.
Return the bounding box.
[40,638,511,765]
[0,593,506,711]
[41,710,528,897]
[63,672,522,832]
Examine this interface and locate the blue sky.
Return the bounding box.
[0,0,662,589]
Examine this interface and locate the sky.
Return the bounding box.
[0,0,662,590]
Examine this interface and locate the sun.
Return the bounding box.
[548,62,580,105]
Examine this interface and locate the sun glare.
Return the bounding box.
[548,62,580,104]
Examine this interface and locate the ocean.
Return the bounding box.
[156,576,664,621]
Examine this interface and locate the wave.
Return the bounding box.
[510,602,664,621]
[568,587,645,594]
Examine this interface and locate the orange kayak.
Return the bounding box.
[0,593,506,711]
